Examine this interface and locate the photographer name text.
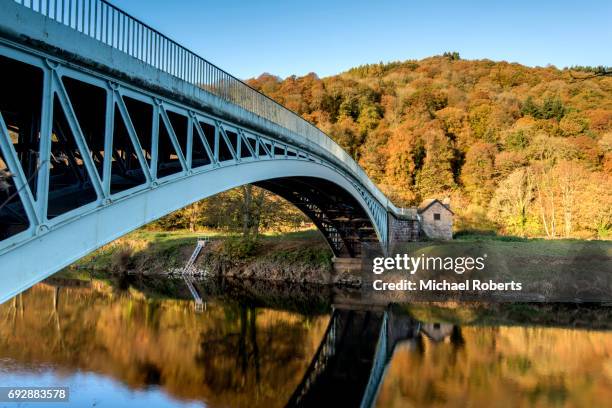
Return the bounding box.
[372,279,522,291]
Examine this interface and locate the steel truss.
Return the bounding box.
[0,41,389,301]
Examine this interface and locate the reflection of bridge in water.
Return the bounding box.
[6,277,608,408]
[24,275,462,408]
[167,276,457,407]
[98,275,458,407]
[286,299,453,408]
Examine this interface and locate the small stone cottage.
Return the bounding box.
[387,198,454,246]
[418,198,454,240]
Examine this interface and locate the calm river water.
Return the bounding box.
[0,275,610,407]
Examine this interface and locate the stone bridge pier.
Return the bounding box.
[331,208,420,284]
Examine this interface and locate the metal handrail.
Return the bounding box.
[13,0,397,212]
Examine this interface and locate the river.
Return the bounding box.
[0,275,610,407]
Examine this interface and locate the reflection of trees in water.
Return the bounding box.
[138,361,162,386]
[450,326,464,348]
[196,302,313,401]
[2,295,20,334]
[49,287,63,351]
[376,325,612,408]
[446,326,464,365]
[197,277,333,316]
[0,283,330,408]
[5,281,610,408]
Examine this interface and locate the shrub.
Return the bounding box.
[111,245,135,273]
[222,236,260,259]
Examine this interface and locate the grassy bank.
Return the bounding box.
[67,229,610,289]
[68,228,333,276]
[392,235,611,277]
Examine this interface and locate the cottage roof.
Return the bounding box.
[417,198,454,215]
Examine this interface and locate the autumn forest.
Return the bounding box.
[154,55,612,240]
[242,55,611,239]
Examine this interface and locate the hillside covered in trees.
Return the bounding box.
[245,55,611,239]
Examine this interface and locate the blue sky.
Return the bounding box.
[111,0,612,80]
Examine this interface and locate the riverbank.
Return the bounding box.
[67,230,611,288]
[68,229,334,283]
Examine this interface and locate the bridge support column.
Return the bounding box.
[387,210,420,254]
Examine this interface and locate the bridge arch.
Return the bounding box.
[0,43,386,303]
[0,159,381,303]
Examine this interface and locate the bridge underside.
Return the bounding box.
[256,178,378,257]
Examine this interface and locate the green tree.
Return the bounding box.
[329,116,362,159]
[504,130,530,151]
[520,96,540,118]
[443,51,461,61]
[357,104,382,136]
[415,131,456,198]
[541,96,566,121]
[461,142,498,205]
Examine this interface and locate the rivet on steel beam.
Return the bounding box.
[108,81,120,91]
[37,224,49,234]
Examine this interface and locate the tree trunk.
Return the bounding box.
[535,167,556,239]
[241,185,252,237]
[251,189,266,236]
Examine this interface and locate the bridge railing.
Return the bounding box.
[360,312,388,408]
[14,0,396,212]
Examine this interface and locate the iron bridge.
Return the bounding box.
[0,0,408,303]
